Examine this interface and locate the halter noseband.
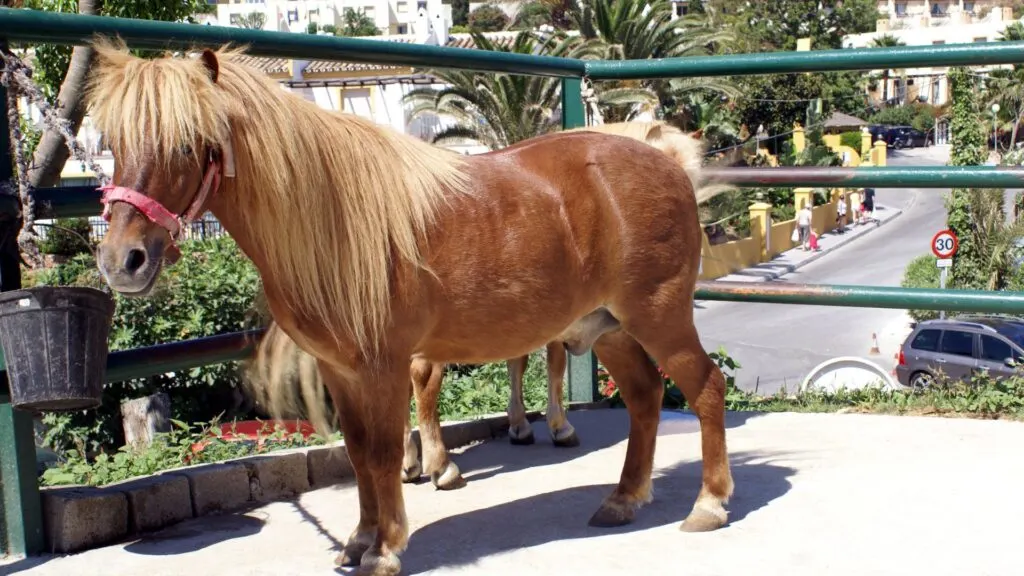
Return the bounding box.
[98,142,236,262]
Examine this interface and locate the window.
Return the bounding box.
[964,1,975,13]
[397,1,408,13]
[973,37,988,43]
[895,2,907,16]
[911,329,941,352]
[940,330,974,357]
[980,335,1013,362]
[933,40,945,45]
[931,2,946,16]
[287,9,298,23]
[397,24,408,34]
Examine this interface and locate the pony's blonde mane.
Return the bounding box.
[86,38,470,357]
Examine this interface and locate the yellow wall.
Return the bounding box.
[699,233,761,281]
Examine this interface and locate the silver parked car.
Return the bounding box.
[894,315,1024,388]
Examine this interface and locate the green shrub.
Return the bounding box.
[29,236,264,453]
[37,217,93,256]
[468,4,509,32]
[901,254,941,322]
[839,130,863,151]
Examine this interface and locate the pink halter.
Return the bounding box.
[99,144,236,263]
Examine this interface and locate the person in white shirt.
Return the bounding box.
[797,202,813,250]
[836,193,847,234]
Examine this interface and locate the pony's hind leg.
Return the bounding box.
[628,313,733,533]
[587,330,664,527]
[544,342,579,447]
[410,359,465,490]
[506,354,536,445]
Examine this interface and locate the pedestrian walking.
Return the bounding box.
[836,193,847,234]
[849,189,861,225]
[797,201,813,250]
[862,187,877,225]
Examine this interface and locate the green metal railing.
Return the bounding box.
[2,5,1023,557]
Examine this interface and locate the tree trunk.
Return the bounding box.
[26,0,101,189]
[121,392,172,450]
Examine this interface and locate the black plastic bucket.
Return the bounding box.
[0,286,115,412]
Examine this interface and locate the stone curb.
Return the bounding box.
[38,400,611,555]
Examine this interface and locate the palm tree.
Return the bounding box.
[984,22,1024,150]
[402,30,653,149]
[869,33,906,105]
[573,0,739,122]
[962,189,1024,290]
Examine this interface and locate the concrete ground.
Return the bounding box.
[7,408,1024,576]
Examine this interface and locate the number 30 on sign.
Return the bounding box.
[932,229,958,267]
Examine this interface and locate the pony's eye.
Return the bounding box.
[180,144,193,156]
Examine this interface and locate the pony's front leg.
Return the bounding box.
[324,359,411,576]
[410,359,465,490]
[544,342,579,448]
[506,355,535,444]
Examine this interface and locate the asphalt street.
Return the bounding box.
[694,146,951,394]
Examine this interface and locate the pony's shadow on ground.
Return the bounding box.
[123,511,266,556]
[447,409,764,486]
[339,449,795,575]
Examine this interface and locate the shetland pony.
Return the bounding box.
[245,120,734,492]
[88,41,733,575]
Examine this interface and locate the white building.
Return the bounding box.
[843,1,1021,107]
[210,0,450,36]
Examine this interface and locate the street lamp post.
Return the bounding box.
[992,102,1001,153]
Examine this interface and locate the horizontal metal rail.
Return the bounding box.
[0,329,264,395]
[695,281,1024,314]
[4,166,1018,220]
[3,282,1021,392]
[586,40,1024,80]
[702,166,1024,189]
[0,8,585,78]
[2,9,1024,82]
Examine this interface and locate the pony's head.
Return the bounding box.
[86,38,239,296]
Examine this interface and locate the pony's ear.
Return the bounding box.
[200,49,220,84]
[691,128,705,140]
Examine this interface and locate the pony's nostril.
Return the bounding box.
[124,249,147,274]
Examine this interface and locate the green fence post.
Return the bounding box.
[560,78,599,405]
[0,37,46,557]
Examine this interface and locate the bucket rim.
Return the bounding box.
[0,285,115,311]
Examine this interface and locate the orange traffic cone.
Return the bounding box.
[869,333,880,355]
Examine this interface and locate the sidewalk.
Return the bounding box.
[709,204,903,284]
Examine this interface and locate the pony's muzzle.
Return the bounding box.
[95,239,164,297]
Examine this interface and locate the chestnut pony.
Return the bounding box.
[246,120,734,492]
[88,41,733,575]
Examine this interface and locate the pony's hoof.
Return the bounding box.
[355,548,402,576]
[509,430,535,446]
[679,504,728,533]
[401,461,422,484]
[552,429,580,448]
[587,500,636,527]
[335,541,370,567]
[430,461,467,491]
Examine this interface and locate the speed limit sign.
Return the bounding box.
[932,229,959,259]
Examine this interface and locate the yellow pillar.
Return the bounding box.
[748,202,772,261]
[794,188,814,213]
[873,139,887,167]
[861,127,872,157]
[793,123,806,154]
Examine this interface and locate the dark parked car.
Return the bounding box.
[895,316,1024,388]
[888,126,931,149]
[865,124,932,149]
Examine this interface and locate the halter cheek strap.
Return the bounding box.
[98,144,235,263]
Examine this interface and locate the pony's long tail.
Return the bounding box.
[566,120,735,205]
[242,311,337,438]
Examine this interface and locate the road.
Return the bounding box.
[694,146,951,394]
